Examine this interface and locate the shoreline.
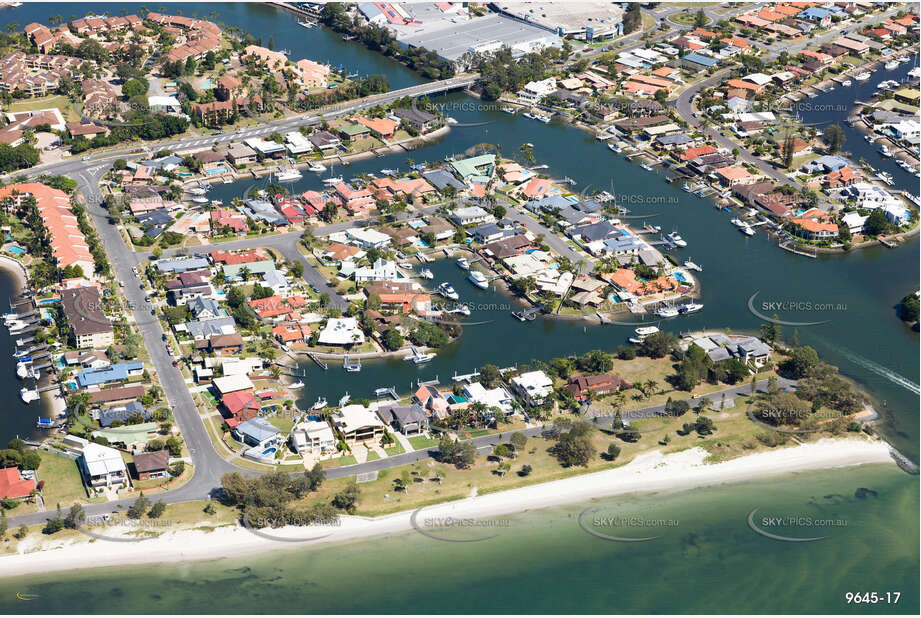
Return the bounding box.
[0,255,60,424]
[0,437,896,579]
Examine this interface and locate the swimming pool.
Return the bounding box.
[262,447,277,456]
[674,272,689,283]
[5,246,25,255]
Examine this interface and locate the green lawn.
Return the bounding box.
[384,442,406,456]
[409,436,440,450]
[268,416,295,432]
[38,451,88,508]
[322,455,357,468]
[366,451,380,462]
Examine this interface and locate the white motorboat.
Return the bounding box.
[20,387,39,403]
[298,19,315,28]
[419,268,434,280]
[678,302,704,314]
[842,80,852,87]
[322,176,344,185]
[308,163,327,173]
[288,381,304,389]
[6,319,29,332]
[404,347,436,364]
[500,106,517,114]
[627,337,646,345]
[191,196,209,204]
[398,262,413,270]
[455,303,471,316]
[635,326,660,336]
[884,60,899,70]
[854,72,871,81]
[16,362,30,379]
[276,168,302,182]
[456,257,469,270]
[683,260,702,272]
[878,144,892,158]
[468,270,489,289]
[187,187,208,196]
[608,142,622,153]
[730,218,746,228]
[311,397,328,410]
[437,282,459,300]
[741,224,755,237]
[655,305,679,318]
[666,232,687,247]
[446,117,458,125]
[380,168,399,176]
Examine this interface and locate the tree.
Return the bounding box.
[781,135,795,169]
[640,331,678,358]
[864,209,889,236]
[381,328,403,351]
[623,3,642,33]
[549,421,596,467]
[606,443,621,461]
[694,9,707,27]
[148,500,167,519]
[519,464,532,477]
[332,482,360,514]
[127,493,151,519]
[509,432,527,452]
[0,512,6,538]
[63,504,84,529]
[479,364,501,388]
[823,124,845,154]
[122,78,148,97]
[784,345,819,378]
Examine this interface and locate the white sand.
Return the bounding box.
[0,438,895,577]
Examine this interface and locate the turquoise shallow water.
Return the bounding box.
[0,464,915,614]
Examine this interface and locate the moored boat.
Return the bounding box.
[468,270,489,289]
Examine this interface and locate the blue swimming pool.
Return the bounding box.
[206,167,229,175]
[262,447,277,456]
[6,246,25,255]
[674,272,689,283]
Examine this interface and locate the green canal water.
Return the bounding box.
[0,4,917,611]
[0,464,915,614]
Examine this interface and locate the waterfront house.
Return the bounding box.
[392,107,439,133]
[364,280,430,314]
[414,384,449,419]
[227,143,258,166]
[132,450,169,481]
[222,390,260,422]
[450,206,495,226]
[462,382,514,415]
[60,286,114,349]
[76,362,144,389]
[317,317,365,346]
[566,374,630,401]
[377,403,429,435]
[333,404,385,443]
[97,401,151,427]
[345,227,391,249]
[308,130,341,151]
[511,370,554,407]
[290,420,336,455]
[353,258,401,283]
[79,442,128,489]
[0,467,35,500]
[212,374,255,397]
[715,166,756,187]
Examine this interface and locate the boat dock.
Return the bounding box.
[374,386,399,400]
[305,352,328,370]
[452,369,481,383]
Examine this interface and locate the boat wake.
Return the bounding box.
[827,344,919,395]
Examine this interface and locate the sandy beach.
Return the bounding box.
[0,437,896,578]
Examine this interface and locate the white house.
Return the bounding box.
[79,442,128,489]
[517,77,557,103]
[333,404,385,443]
[510,370,554,407]
[353,258,400,283]
[463,381,515,415]
[148,95,182,114]
[345,227,391,249]
[841,211,868,234]
[290,419,336,455]
[261,269,290,295]
[317,317,365,346]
